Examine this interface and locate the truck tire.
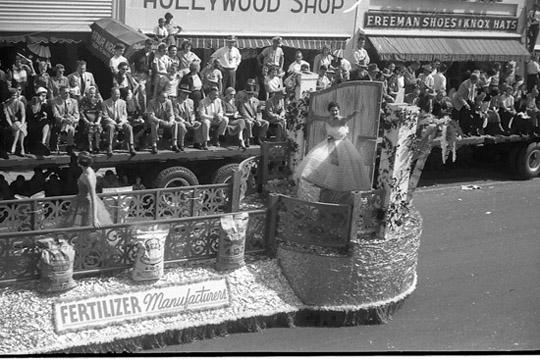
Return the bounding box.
[153,166,199,188]
[516,142,540,179]
[211,163,239,184]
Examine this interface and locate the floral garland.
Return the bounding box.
[416,113,460,164]
[284,90,311,155]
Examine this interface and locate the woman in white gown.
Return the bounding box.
[294,101,371,191]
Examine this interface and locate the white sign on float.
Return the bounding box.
[53,278,230,333]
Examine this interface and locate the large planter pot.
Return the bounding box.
[277,209,422,311]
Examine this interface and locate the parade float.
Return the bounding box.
[0,80,446,354]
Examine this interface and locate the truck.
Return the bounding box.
[0,145,262,188]
[431,133,540,180]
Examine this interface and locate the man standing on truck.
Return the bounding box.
[146,90,180,154]
[211,35,242,92]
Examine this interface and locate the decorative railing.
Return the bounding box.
[267,194,352,249]
[236,155,260,202]
[0,209,267,284]
[0,184,232,233]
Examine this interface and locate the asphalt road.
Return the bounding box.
[146,177,540,353]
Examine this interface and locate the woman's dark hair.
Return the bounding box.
[327,101,340,111]
[77,151,93,167]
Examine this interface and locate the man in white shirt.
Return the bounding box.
[101,87,136,156]
[433,63,447,93]
[418,64,435,93]
[353,35,370,72]
[152,43,172,99]
[257,36,284,74]
[109,44,128,75]
[527,54,540,91]
[211,35,242,91]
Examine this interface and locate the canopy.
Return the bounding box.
[89,18,150,64]
[369,36,531,63]
[182,35,348,50]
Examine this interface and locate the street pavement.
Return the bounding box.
[147,177,540,353]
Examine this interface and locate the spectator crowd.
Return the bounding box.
[1,22,540,198]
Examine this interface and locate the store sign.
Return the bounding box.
[364,11,518,32]
[53,278,230,333]
[124,0,356,36]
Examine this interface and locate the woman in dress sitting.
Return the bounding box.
[27,87,53,155]
[3,87,27,156]
[294,101,371,192]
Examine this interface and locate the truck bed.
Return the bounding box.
[0,145,261,171]
[431,134,538,148]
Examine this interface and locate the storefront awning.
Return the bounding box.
[369,36,530,62]
[184,35,349,50]
[89,18,150,65]
[0,33,86,45]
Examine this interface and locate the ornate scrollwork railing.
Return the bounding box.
[0,209,267,283]
[0,184,232,232]
[237,155,260,202]
[271,194,351,248]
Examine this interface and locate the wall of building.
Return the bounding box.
[0,0,116,33]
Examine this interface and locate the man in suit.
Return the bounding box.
[197,86,229,147]
[68,60,98,100]
[264,87,287,141]
[239,84,268,146]
[51,85,79,155]
[172,84,196,151]
[146,90,180,154]
[101,87,136,156]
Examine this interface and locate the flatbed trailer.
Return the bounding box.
[431,133,540,179]
[0,145,261,188]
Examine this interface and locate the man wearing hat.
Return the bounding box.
[172,84,196,151]
[210,35,242,91]
[239,84,268,146]
[27,86,52,156]
[197,86,229,147]
[350,59,368,81]
[257,36,284,74]
[236,78,258,107]
[264,87,287,141]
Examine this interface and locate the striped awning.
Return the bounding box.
[369,36,531,63]
[182,36,349,50]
